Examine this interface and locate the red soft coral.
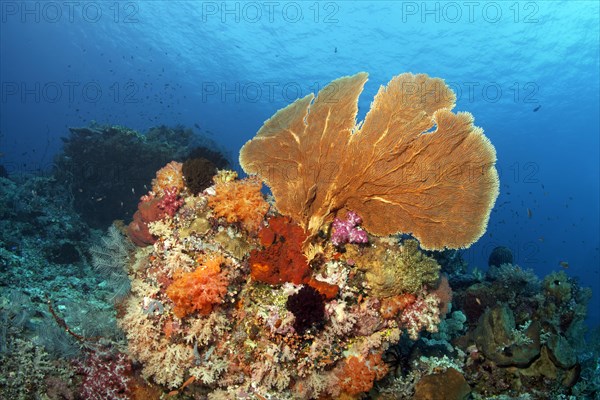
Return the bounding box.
[250,216,338,299]
[379,293,417,319]
[250,216,310,285]
[166,255,229,318]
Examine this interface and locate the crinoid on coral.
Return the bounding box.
[182,157,217,195]
[240,72,499,250]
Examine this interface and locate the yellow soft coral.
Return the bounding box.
[207,176,270,233]
[345,238,440,297]
[240,73,499,250]
[152,161,185,196]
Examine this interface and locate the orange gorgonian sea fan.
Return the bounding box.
[239,73,499,250]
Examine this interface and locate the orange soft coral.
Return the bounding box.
[152,161,185,196]
[379,293,417,319]
[337,353,389,395]
[207,176,269,233]
[166,255,229,318]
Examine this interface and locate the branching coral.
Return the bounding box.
[166,255,229,318]
[240,72,499,250]
[207,176,270,233]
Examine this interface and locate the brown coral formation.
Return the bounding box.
[240,73,499,250]
[413,368,471,400]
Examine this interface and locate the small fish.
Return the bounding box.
[533,105,541,112]
[527,208,532,218]
[334,47,338,53]
[538,237,544,242]
[559,261,569,269]
[131,187,135,194]
[95,197,104,202]
[194,123,201,130]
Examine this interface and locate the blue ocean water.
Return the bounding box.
[1,0,598,331]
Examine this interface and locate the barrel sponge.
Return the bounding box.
[240,72,499,250]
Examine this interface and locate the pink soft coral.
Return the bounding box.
[74,350,132,400]
[158,186,184,217]
[399,292,441,340]
[331,210,368,246]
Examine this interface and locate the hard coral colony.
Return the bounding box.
[115,73,501,398]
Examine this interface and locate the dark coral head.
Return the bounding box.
[182,157,217,194]
[286,285,325,334]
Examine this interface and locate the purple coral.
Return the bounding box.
[74,350,132,400]
[331,211,368,246]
